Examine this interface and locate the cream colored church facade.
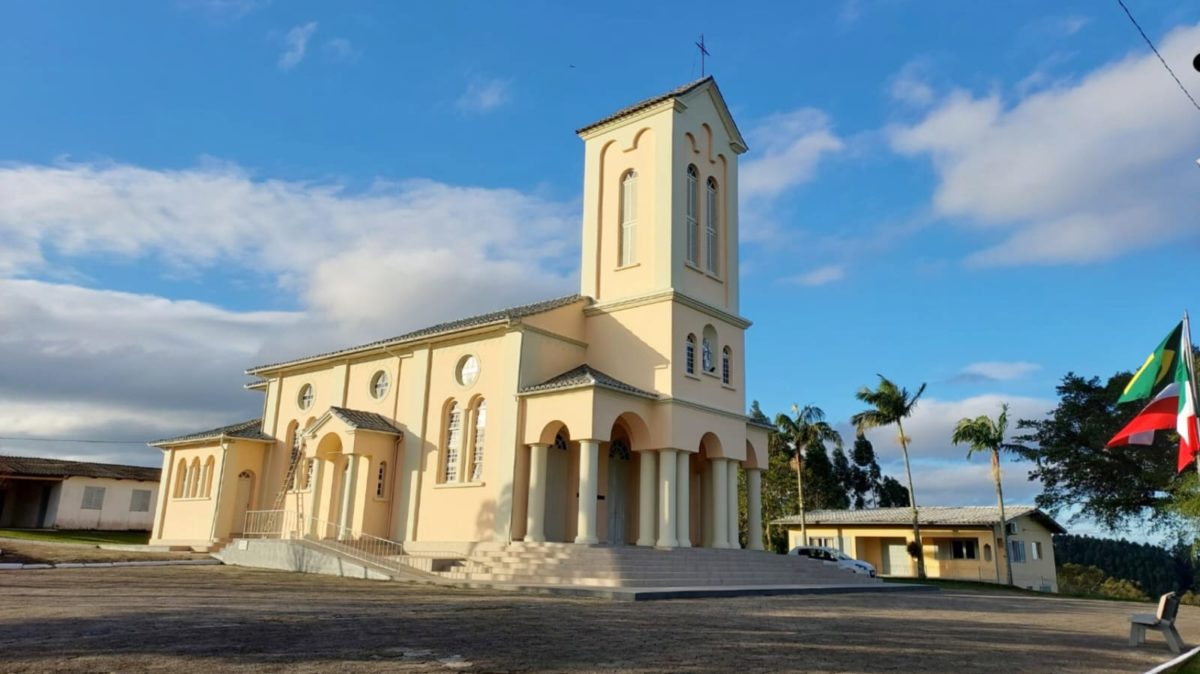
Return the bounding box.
[150,78,773,555]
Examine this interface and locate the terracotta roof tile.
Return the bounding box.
[0,455,159,482]
[327,407,404,435]
[150,419,273,447]
[519,364,658,399]
[771,506,1066,534]
[576,77,713,135]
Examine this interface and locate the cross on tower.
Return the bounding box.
[695,33,710,77]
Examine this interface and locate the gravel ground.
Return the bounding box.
[0,565,1193,673]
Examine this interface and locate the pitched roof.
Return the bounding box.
[576,77,714,135]
[0,455,160,482]
[326,407,404,435]
[246,294,587,375]
[149,419,274,448]
[771,506,1067,534]
[519,364,658,399]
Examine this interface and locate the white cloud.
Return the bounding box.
[783,264,845,287]
[890,23,1200,267]
[953,361,1041,383]
[324,38,361,63]
[278,21,317,71]
[889,59,935,107]
[904,461,1043,507]
[741,109,844,202]
[456,77,511,114]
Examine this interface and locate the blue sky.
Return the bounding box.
[2,1,1200,537]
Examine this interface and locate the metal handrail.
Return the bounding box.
[243,509,296,538]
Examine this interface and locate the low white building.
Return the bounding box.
[0,455,160,531]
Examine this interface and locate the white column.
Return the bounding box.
[525,443,549,542]
[711,457,729,548]
[338,454,359,538]
[747,468,764,551]
[636,451,657,547]
[308,457,325,537]
[676,451,691,548]
[657,449,679,547]
[575,440,600,544]
[726,460,740,549]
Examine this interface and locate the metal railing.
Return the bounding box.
[243,509,297,538]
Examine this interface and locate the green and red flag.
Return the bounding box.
[1118,321,1182,404]
[1108,317,1199,471]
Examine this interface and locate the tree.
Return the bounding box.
[749,401,797,552]
[849,432,883,507]
[851,375,928,578]
[952,403,1016,586]
[775,404,842,545]
[877,476,910,507]
[1011,372,1179,530]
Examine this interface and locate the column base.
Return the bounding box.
[635,537,655,547]
[524,534,546,543]
[678,540,692,548]
[712,542,731,549]
[655,539,678,548]
[574,536,599,545]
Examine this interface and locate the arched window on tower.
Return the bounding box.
[705,177,719,275]
[686,165,699,265]
[187,458,201,498]
[174,459,187,498]
[685,334,697,375]
[468,399,487,482]
[722,346,732,385]
[202,456,216,498]
[442,401,463,483]
[619,170,637,267]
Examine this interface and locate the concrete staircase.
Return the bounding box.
[430,542,880,589]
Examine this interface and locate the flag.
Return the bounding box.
[1119,321,1183,404]
[1175,317,1198,471]
[1106,383,1181,449]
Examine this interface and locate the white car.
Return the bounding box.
[788,545,877,577]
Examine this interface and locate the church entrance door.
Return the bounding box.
[606,441,631,545]
[232,471,254,534]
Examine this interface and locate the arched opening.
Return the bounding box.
[313,432,344,534]
[600,419,638,546]
[532,422,578,544]
[695,432,725,547]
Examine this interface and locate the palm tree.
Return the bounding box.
[850,375,928,579]
[775,404,842,547]
[952,403,1014,586]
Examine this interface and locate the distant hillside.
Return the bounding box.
[1053,534,1193,597]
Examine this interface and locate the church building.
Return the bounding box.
[150,77,774,556]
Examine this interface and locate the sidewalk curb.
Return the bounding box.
[0,559,222,571]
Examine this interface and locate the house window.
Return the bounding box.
[82,486,105,510]
[619,170,637,267]
[1010,539,1027,563]
[376,461,387,498]
[1031,541,1043,561]
[298,384,314,410]
[807,537,835,547]
[721,346,731,385]
[130,489,152,513]
[705,177,719,274]
[468,399,487,481]
[1005,522,1018,535]
[686,164,699,265]
[443,401,463,483]
[685,334,696,375]
[370,370,390,399]
[951,539,978,560]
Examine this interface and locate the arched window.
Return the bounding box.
[685,334,697,375]
[619,170,637,267]
[376,461,388,498]
[705,177,719,274]
[304,458,315,491]
[468,399,487,481]
[442,401,463,483]
[686,165,699,265]
[174,459,187,498]
[202,457,216,498]
[722,346,732,385]
[187,458,201,498]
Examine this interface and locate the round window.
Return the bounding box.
[370,370,390,399]
[456,355,480,387]
[297,383,314,410]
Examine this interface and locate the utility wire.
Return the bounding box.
[0,436,151,445]
[1116,0,1200,114]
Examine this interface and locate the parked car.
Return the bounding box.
[788,545,877,577]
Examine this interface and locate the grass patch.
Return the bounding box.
[0,529,149,545]
[883,577,1048,595]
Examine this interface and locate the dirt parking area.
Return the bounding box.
[0,565,1194,673]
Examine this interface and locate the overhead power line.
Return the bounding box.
[1116,0,1200,114]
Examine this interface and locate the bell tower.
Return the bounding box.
[575,77,748,314]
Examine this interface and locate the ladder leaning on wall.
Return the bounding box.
[268,434,307,538]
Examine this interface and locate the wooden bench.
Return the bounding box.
[1130,592,1184,654]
